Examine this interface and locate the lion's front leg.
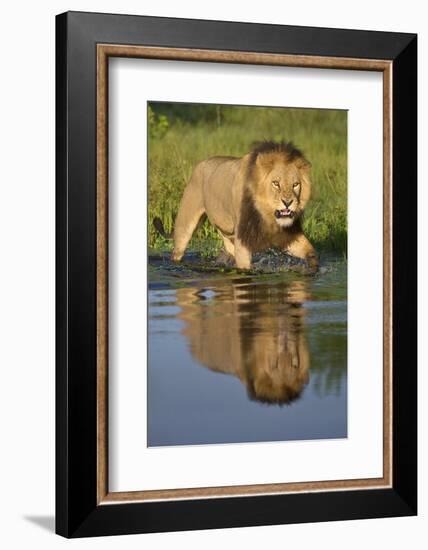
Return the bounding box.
[234,238,252,270]
[286,232,319,273]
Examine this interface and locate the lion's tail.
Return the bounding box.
[153,217,173,239]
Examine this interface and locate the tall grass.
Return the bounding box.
[148,103,347,256]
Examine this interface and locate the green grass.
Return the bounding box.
[148,103,347,256]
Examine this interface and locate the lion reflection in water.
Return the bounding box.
[175,279,310,405]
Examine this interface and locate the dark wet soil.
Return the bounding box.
[148,248,336,281]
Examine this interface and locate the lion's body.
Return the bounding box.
[172,141,318,271]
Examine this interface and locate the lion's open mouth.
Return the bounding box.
[275,208,294,219]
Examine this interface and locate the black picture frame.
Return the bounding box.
[56,10,417,538]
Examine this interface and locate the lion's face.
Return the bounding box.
[252,155,312,228]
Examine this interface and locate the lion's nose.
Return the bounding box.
[283,199,293,208]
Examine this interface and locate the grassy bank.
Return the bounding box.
[148,103,347,256]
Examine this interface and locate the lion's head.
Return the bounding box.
[246,141,312,229]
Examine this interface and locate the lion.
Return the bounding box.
[175,279,310,405]
[169,140,318,271]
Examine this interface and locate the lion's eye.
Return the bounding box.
[272,180,280,189]
[293,182,300,188]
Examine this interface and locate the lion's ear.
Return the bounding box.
[255,153,275,174]
[297,158,311,170]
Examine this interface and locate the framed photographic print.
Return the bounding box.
[56,11,417,538]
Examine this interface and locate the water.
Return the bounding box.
[148,256,347,447]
